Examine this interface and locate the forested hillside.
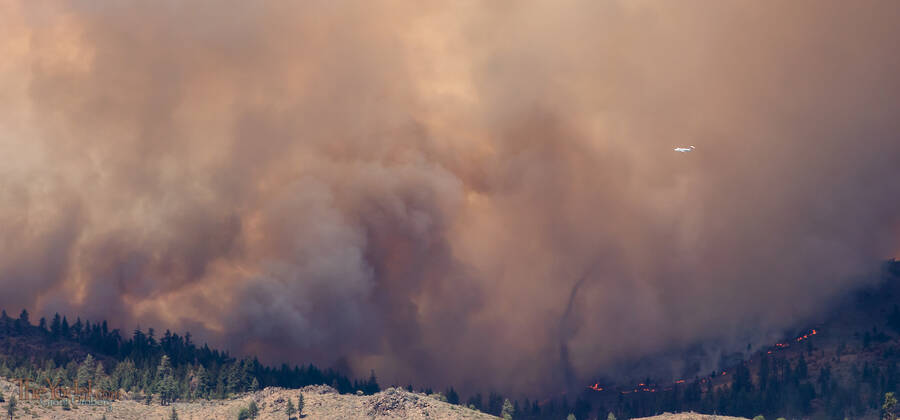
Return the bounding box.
[0,310,379,404]
[567,260,900,420]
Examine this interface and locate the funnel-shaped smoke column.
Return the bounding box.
[1,1,900,395]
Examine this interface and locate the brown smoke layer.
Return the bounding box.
[2,1,900,395]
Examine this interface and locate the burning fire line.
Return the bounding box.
[586,328,819,393]
[767,329,817,354]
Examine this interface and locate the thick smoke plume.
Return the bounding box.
[2,1,900,395]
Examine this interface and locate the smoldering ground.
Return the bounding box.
[1,1,900,396]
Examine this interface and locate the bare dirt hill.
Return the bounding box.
[0,380,500,420]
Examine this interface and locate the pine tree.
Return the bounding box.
[181,374,192,401]
[112,359,138,392]
[608,412,617,420]
[885,392,898,420]
[94,360,111,390]
[73,318,83,340]
[53,368,67,391]
[251,377,260,392]
[77,354,96,388]
[238,359,253,392]
[446,387,459,405]
[298,393,304,417]
[156,355,177,405]
[468,393,483,411]
[50,314,61,338]
[170,406,179,420]
[195,365,211,399]
[502,398,515,420]
[226,362,244,395]
[248,400,259,418]
[61,316,70,338]
[487,392,504,415]
[6,395,15,420]
[286,399,296,419]
[215,372,226,399]
[364,370,380,395]
[567,414,577,420]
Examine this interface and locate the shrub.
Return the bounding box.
[237,407,251,420]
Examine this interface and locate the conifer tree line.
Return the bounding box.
[545,355,900,420]
[0,308,511,415]
[0,308,380,404]
[7,306,900,419]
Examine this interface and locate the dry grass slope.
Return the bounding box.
[0,379,500,420]
[633,412,751,420]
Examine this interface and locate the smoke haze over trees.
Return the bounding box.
[1,1,900,395]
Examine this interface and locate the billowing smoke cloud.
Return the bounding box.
[2,0,900,396]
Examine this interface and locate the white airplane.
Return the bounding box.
[673,145,695,153]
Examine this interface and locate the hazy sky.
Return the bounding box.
[1,1,899,395]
